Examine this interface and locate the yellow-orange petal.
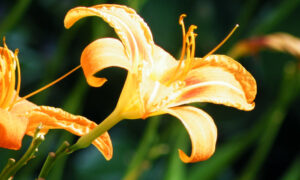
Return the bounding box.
[165,106,217,163]
[25,106,113,160]
[150,45,178,82]
[81,38,130,87]
[0,109,28,150]
[174,55,256,111]
[10,97,38,115]
[64,4,154,67]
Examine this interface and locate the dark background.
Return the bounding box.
[0,0,299,179]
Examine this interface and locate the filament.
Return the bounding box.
[18,65,81,102]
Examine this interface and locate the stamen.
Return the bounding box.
[167,15,198,85]
[0,39,16,109]
[0,48,6,105]
[18,65,82,102]
[10,49,21,110]
[182,25,197,75]
[179,14,187,62]
[202,24,239,60]
[5,60,16,107]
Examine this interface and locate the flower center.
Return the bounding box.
[0,38,21,110]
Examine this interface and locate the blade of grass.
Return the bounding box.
[163,122,188,180]
[0,0,32,37]
[238,62,300,180]
[123,116,160,180]
[252,0,300,35]
[281,154,300,180]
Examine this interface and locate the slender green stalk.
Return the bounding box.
[0,159,15,177]
[0,125,44,179]
[0,0,32,37]
[123,116,160,180]
[38,141,70,179]
[69,109,123,152]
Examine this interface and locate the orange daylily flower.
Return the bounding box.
[65,4,256,163]
[229,33,300,59]
[0,41,112,160]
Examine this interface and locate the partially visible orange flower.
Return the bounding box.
[229,33,300,59]
[0,41,112,160]
[65,4,256,163]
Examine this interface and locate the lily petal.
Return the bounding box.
[151,45,177,81]
[174,55,256,111]
[10,97,38,115]
[165,106,217,163]
[64,4,154,68]
[25,106,113,160]
[81,38,130,87]
[0,109,28,150]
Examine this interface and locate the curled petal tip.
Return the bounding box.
[87,77,108,88]
[178,148,214,163]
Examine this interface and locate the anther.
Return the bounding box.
[167,15,198,86]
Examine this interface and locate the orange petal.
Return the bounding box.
[10,97,38,115]
[81,38,130,87]
[165,106,217,163]
[0,109,28,150]
[25,106,113,160]
[64,4,154,67]
[174,55,256,111]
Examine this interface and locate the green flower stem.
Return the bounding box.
[0,125,44,179]
[123,116,160,180]
[0,159,15,177]
[0,0,32,37]
[38,141,70,179]
[69,109,123,152]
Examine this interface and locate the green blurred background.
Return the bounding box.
[0,0,300,179]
